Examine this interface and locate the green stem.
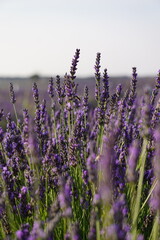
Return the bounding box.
[132,138,148,240]
[149,211,159,240]
[140,179,158,213]
[0,220,6,239]
[96,219,101,240]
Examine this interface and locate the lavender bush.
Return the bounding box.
[0,49,160,240]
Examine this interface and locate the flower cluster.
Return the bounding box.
[0,50,160,240]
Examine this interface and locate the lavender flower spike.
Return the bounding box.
[127,140,139,183]
[151,70,160,106]
[0,109,4,121]
[70,49,80,80]
[94,52,101,102]
[32,82,39,106]
[9,82,16,104]
[48,77,54,99]
[150,129,160,211]
[128,67,137,107]
[102,68,109,101]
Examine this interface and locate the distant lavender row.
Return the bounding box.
[0,49,160,240]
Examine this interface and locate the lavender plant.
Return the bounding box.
[0,49,160,240]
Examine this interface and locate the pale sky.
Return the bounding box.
[0,0,160,77]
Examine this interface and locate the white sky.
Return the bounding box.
[0,0,160,77]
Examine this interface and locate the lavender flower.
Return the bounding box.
[82,85,89,116]
[64,73,75,102]
[3,114,26,163]
[88,210,97,240]
[16,224,30,240]
[127,140,139,183]
[19,186,32,218]
[48,77,54,99]
[28,221,46,240]
[87,153,98,185]
[9,82,16,104]
[22,109,29,150]
[32,82,39,106]
[94,52,101,102]
[58,177,72,217]
[112,194,129,240]
[99,136,115,203]
[0,127,4,143]
[150,130,160,211]
[151,97,160,129]
[56,75,64,105]
[141,88,152,138]
[34,108,41,139]
[70,49,80,81]
[70,223,81,240]
[102,68,109,100]
[0,109,4,121]
[151,70,160,106]
[1,51,160,240]
[128,67,137,107]
[116,84,122,101]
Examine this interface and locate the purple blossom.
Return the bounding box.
[0,51,160,240]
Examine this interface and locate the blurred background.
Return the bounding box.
[0,0,160,113]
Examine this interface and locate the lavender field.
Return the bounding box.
[0,49,160,240]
